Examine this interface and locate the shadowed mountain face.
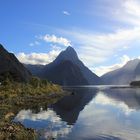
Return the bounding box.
[0,44,31,82]
[101,59,140,85]
[41,60,88,86]
[24,64,44,77]
[26,46,102,85]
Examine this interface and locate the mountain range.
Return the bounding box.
[25,47,102,85]
[1,43,140,85]
[0,44,31,82]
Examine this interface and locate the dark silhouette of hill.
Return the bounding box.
[0,44,31,82]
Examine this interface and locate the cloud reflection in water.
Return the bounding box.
[15,109,73,139]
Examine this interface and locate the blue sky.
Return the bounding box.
[1,0,140,76]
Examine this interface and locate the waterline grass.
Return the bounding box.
[0,77,65,140]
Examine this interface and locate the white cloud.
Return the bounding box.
[29,41,40,46]
[16,49,61,65]
[93,55,131,76]
[63,11,70,16]
[39,34,71,47]
[18,34,71,65]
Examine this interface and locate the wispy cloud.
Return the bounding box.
[39,34,71,47]
[60,27,140,66]
[115,0,140,26]
[56,0,140,75]
[89,0,140,26]
[29,43,34,47]
[29,41,40,46]
[63,11,70,16]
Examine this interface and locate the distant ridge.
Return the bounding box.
[26,46,102,85]
[0,44,31,82]
[101,59,140,85]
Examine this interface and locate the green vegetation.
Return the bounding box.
[0,77,65,140]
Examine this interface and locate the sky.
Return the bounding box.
[1,0,140,76]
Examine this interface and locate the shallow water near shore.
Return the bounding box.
[14,86,140,140]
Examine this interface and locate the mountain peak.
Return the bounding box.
[54,46,79,64]
[65,46,76,52]
[26,45,102,85]
[65,46,77,56]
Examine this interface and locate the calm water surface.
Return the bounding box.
[14,86,140,140]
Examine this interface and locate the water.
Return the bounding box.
[14,86,140,140]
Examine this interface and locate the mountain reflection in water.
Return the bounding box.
[14,86,140,140]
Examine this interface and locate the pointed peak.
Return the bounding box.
[53,46,79,64]
[65,46,76,54]
[63,46,77,56]
[66,46,75,50]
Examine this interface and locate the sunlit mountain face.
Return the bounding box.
[101,59,140,85]
[14,86,140,140]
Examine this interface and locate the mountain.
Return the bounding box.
[26,46,102,85]
[24,64,44,77]
[101,59,140,85]
[41,60,89,85]
[0,44,31,82]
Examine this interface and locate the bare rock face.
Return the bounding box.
[0,44,31,82]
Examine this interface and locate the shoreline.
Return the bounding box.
[0,80,67,140]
